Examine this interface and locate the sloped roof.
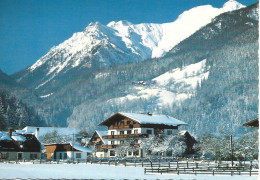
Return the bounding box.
[71,143,92,153]
[16,126,79,137]
[11,132,26,142]
[96,130,108,145]
[0,131,12,141]
[99,112,187,126]
[243,118,259,128]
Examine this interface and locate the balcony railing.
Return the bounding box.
[101,144,140,149]
[101,145,117,149]
[102,134,148,139]
[108,124,138,129]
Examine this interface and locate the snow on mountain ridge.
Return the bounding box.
[152,1,245,58]
[26,1,244,90]
[222,0,245,12]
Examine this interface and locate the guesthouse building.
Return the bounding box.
[98,112,188,158]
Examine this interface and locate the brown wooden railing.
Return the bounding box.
[102,134,148,139]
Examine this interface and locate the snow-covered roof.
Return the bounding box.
[70,143,92,153]
[100,112,187,126]
[96,130,108,145]
[11,132,26,142]
[0,131,12,141]
[17,126,79,137]
[178,130,188,135]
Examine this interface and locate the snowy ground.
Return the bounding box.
[0,163,258,179]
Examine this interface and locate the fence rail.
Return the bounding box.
[144,167,259,176]
[0,158,258,176]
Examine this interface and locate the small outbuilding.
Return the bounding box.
[44,143,92,161]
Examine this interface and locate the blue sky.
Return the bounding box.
[0,0,257,74]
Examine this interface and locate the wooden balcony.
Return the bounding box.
[108,124,140,130]
[101,144,139,149]
[102,134,148,139]
[101,145,117,149]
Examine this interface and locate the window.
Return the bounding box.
[111,141,114,145]
[76,153,81,159]
[127,121,131,125]
[166,150,173,156]
[30,154,37,159]
[1,152,7,159]
[64,153,67,159]
[59,153,62,159]
[120,121,124,126]
[147,130,152,134]
[134,129,138,134]
[127,130,131,134]
[167,130,172,135]
[133,150,139,156]
[111,131,115,135]
[110,150,115,156]
[120,131,124,135]
[120,140,124,144]
[128,151,132,156]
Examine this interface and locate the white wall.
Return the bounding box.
[56,151,88,160]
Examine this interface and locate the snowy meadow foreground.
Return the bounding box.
[0,163,258,179]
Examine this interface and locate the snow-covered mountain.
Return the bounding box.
[13,0,244,93]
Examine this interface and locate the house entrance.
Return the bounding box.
[17,152,23,160]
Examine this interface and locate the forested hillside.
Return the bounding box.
[0,91,44,130]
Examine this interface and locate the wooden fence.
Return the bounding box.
[1,158,258,176]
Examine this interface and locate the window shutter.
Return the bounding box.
[6,153,9,159]
[0,152,2,159]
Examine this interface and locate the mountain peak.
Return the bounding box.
[222,0,245,12]
[107,20,132,28]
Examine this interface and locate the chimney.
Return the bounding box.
[8,128,13,137]
[35,128,39,139]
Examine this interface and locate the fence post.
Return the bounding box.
[187,161,188,168]
[168,161,170,168]
[177,161,179,168]
[142,161,143,167]
[196,163,198,168]
[177,170,179,175]
[161,169,162,175]
[144,168,146,174]
[250,169,252,176]
[125,160,126,167]
[213,170,214,176]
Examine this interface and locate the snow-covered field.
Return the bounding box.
[0,163,257,179]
